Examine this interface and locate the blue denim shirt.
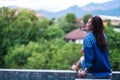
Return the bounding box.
[83,31,112,78]
[81,59,85,70]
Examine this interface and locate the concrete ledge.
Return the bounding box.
[0,69,76,73]
[0,69,77,80]
[0,69,120,80]
[75,79,111,80]
[112,71,120,80]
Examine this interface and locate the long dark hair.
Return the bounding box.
[92,16,107,52]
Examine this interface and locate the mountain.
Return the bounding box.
[38,0,120,19]
[7,6,22,9]
[37,5,86,19]
[81,0,120,11]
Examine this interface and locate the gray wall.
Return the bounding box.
[0,69,77,80]
[0,69,120,80]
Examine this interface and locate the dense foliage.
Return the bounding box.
[58,13,77,33]
[82,14,92,24]
[0,7,120,71]
[106,26,120,71]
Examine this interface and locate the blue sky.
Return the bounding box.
[0,0,111,12]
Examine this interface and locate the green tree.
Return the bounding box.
[58,13,77,33]
[52,43,82,69]
[25,52,46,69]
[0,7,49,67]
[42,24,65,40]
[48,18,56,25]
[82,14,92,24]
[106,26,120,49]
[0,7,18,67]
[106,26,120,71]
[107,20,111,27]
[0,15,6,67]
[4,38,66,69]
[65,13,76,24]
[109,49,120,71]
[4,39,84,70]
[4,42,34,68]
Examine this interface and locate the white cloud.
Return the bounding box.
[0,0,111,12]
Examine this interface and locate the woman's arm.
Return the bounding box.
[78,68,88,78]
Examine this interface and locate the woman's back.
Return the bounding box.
[83,32,112,78]
[78,16,112,79]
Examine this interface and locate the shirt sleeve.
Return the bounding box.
[83,37,94,69]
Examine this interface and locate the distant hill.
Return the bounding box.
[5,0,120,19]
[37,5,85,19]
[7,6,22,9]
[81,0,120,11]
[37,0,120,19]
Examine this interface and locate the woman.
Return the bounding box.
[71,48,85,71]
[78,16,112,79]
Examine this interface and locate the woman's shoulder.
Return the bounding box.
[84,31,93,40]
[83,32,96,45]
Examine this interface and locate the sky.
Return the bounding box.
[0,0,112,12]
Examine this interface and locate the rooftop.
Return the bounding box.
[65,28,87,40]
